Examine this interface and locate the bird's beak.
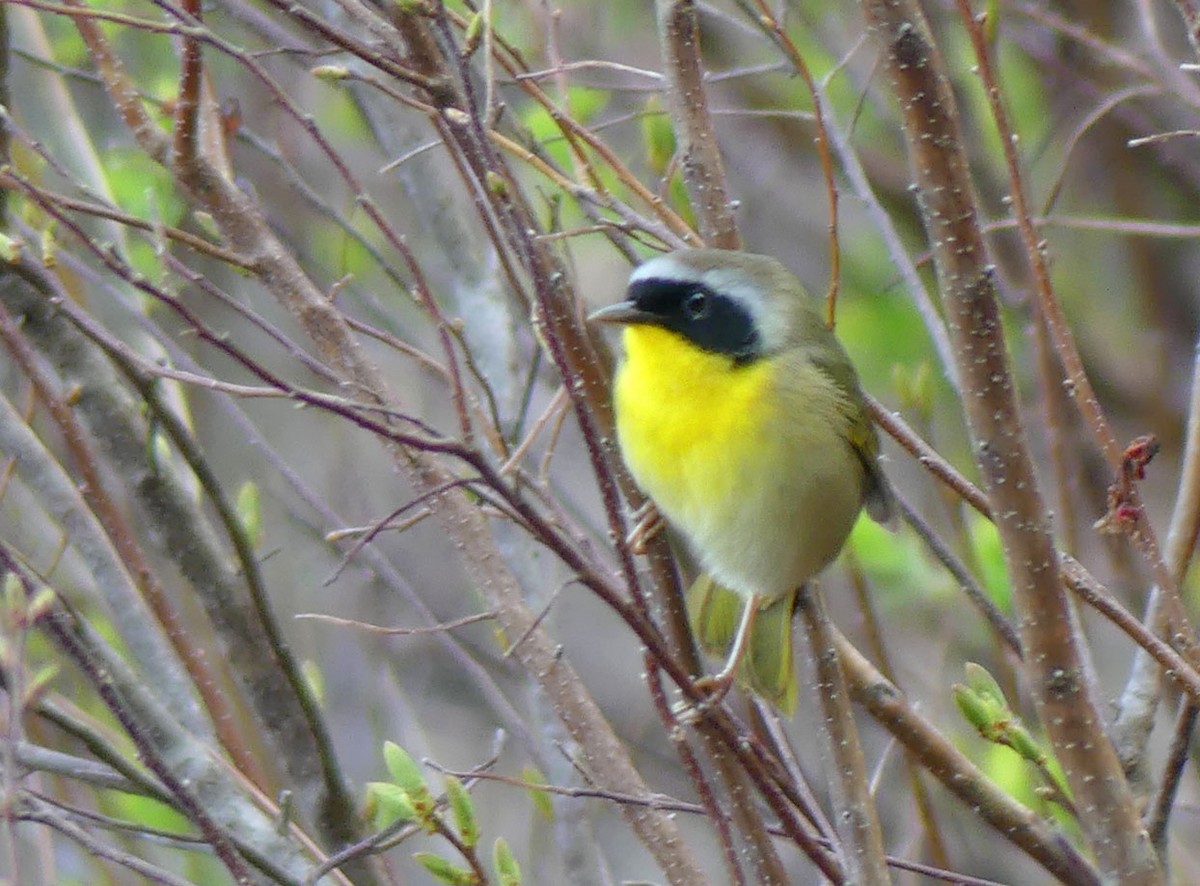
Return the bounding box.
[587,300,651,325]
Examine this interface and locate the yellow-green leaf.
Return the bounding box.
[363,781,415,830]
[445,775,478,848]
[493,837,521,886]
[414,852,476,885]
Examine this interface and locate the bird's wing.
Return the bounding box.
[806,342,896,525]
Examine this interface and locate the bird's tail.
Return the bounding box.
[686,574,798,715]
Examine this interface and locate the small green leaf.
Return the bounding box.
[384,742,425,793]
[40,222,58,268]
[1004,722,1046,764]
[640,95,676,175]
[3,572,23,629]
[363,781,416,829]
[0,232,23,263]
[235,481,263,550]
[485,170,509,198]
[963,662,1007,711]
[445,775,478,848]
[24,587,57,625]
[301,660,325,708]
[952,682,993,733]
[22,663,59,708]
[493,837,521,886]
[311,65,351,82]
[462,10,485,57]
[520,766,554,820]
[413,851,476,885]
[383,741,436,820]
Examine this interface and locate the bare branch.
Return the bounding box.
[859,2,1160,879]
[655,0,740,247]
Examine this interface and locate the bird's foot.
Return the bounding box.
[673,670,738,724]
[626,501,664,555]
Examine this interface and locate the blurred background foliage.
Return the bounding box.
[2,0,1200,883]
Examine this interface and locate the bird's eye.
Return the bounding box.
[683,291,710,320]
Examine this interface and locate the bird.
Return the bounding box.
[589,248,893,713]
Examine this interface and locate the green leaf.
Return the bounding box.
[1004,722,1046,764]
[383,741,436,820]
[462,9,486,56]
[22,663,59,708]
[445,775,478,848]
[519,766,554,820]
[493,837,521,886]
[363,781,416,829]
[301,660,325,708]
[235,481,263,550]
[384,742,425,793]
[640,95,676,175]
[952,682,994,733]
[25,588,58,625]
[414,852,477,885]
[0,232,24,263]
[963,662,1007,711]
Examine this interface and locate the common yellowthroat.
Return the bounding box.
[590,249,893,713]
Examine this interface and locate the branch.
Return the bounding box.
[655,0,740,247]
[837,631,1101,885]
[797,586,889,884]
[858,3,1160,880]
[1,553,317,885]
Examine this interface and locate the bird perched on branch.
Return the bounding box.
[591,249,893,713]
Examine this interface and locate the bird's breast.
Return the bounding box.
[614,325,863,599]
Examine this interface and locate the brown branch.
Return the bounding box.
[859,3,1160,881]
[866,394,992,519]
[1,555,263,884]
[836,631,1102,886]
[1166,0,1200,59]
[655,0,740,248]
[171,0,202,167]
[0,300,266,790]
[59,0,708,878]
[797,586,889,884]
[1146,702,1197,852]
[0,176,254,268]
[957,3,1193,668]
[1060,556,1200,707]
[845,556,951,867]
[895,492,1022,657]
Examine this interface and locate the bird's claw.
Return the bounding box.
[626,501,664,555]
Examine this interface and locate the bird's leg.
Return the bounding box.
[625,500,664,555]
[691,594,760,708]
